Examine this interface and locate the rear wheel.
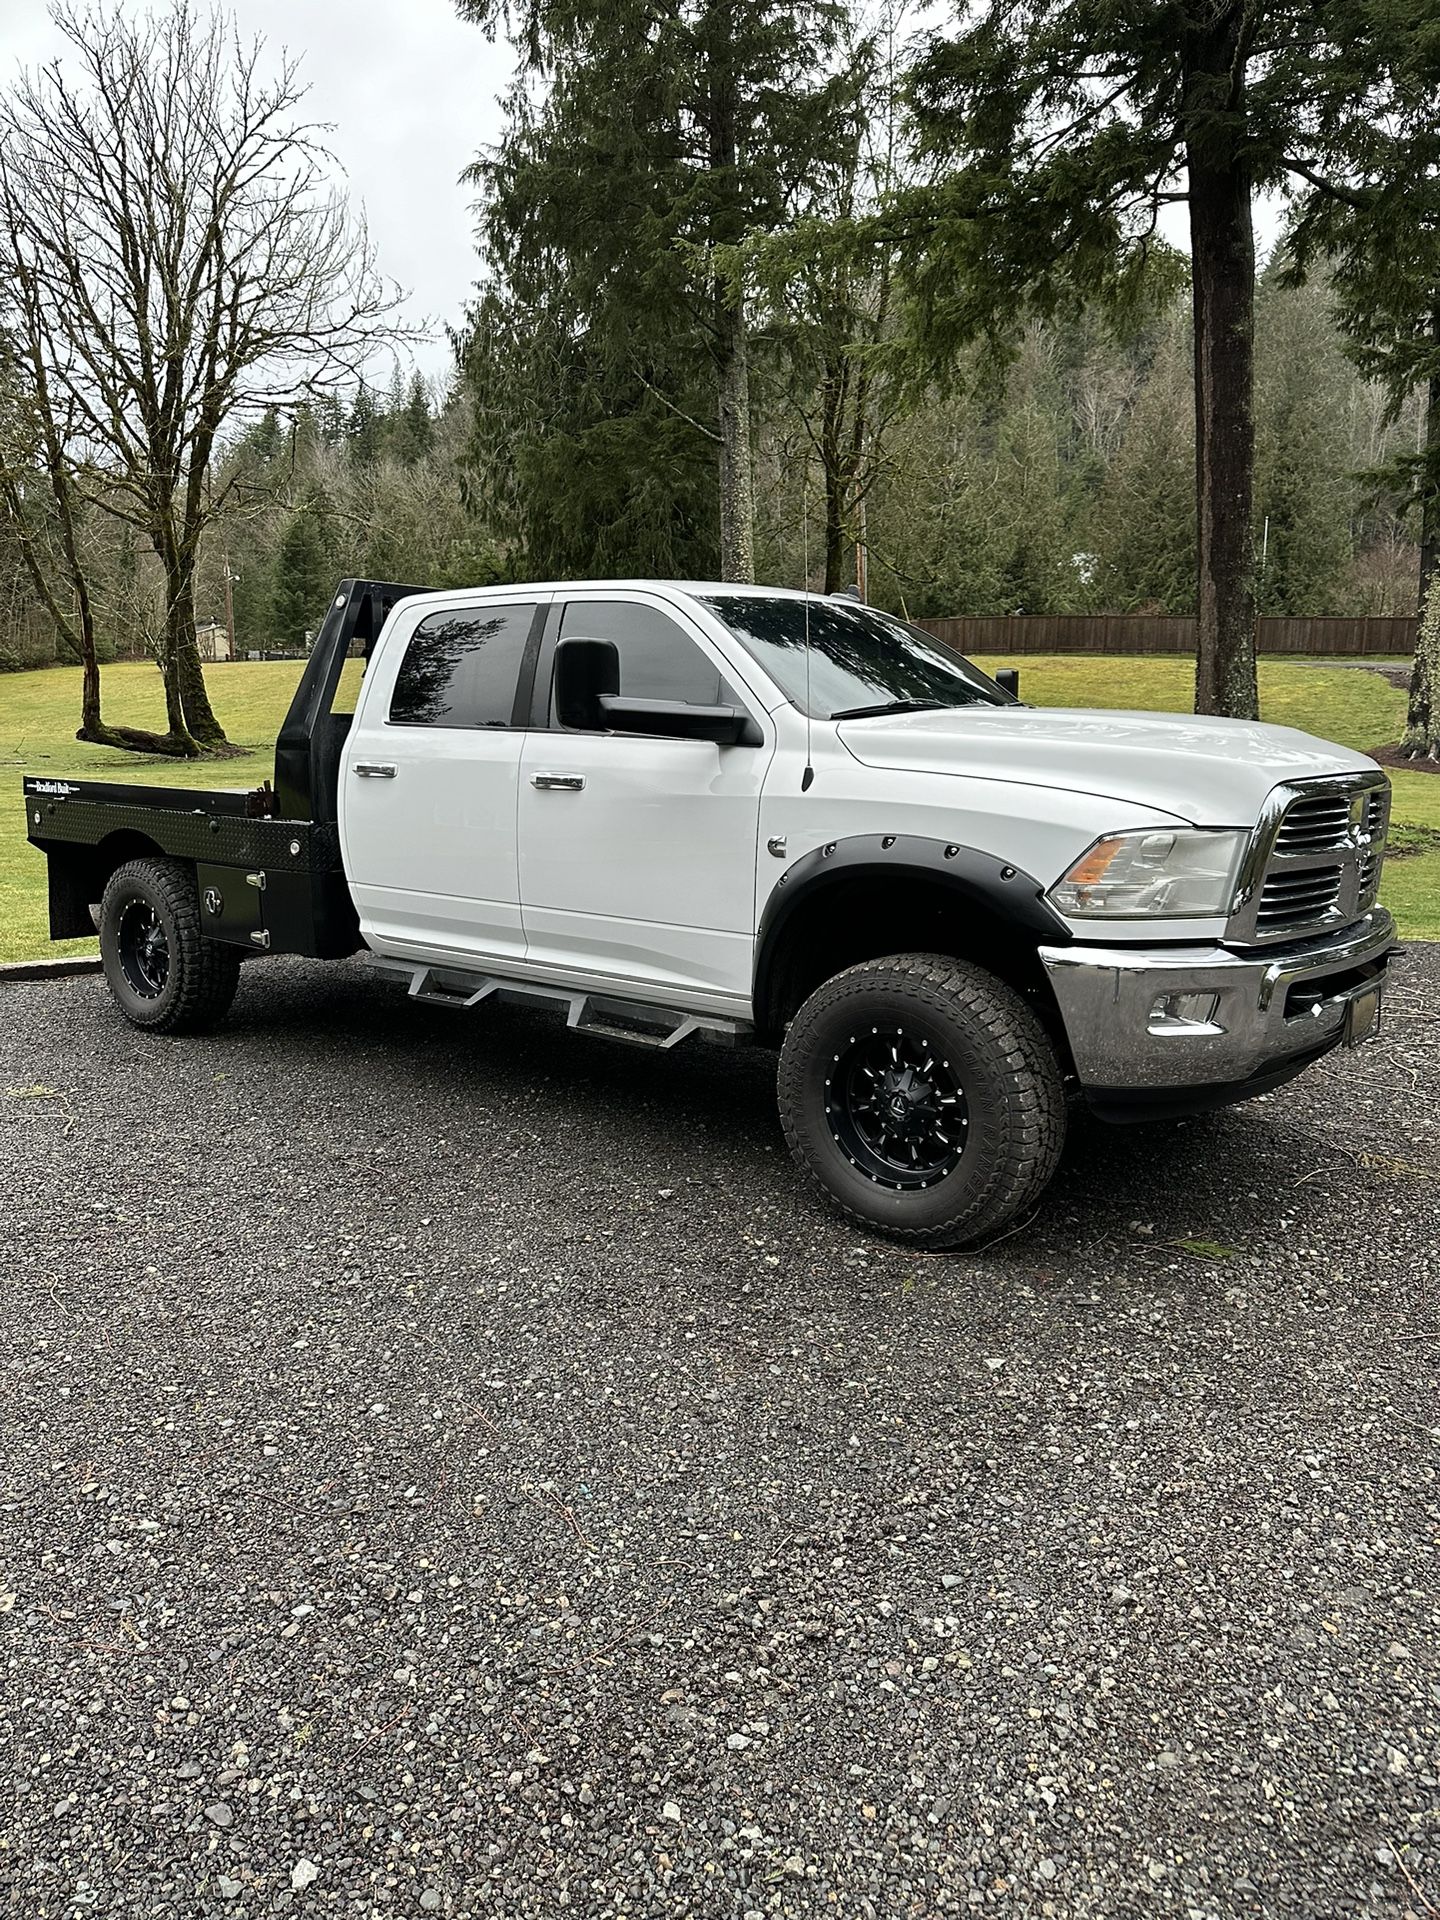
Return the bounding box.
[99,857,241,1033]
[777,953,1066,1248]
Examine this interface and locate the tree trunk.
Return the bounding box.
[158,625,195,745]
[1188,148,1259,720]
[1403,313,1440,758]
[150,560,196,747]
[154,523,227,747]
[1182,2,1259,720]
[65,566,138,748]
[822,484,845,595]
[705,4,754,585]
[820,362,847,594]
[73,582,196,756]
[170,550,227,745]
[176,613,226,745]
[715,292,755,583]
[79,645,102,736]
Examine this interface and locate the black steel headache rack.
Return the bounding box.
[272,578,430,822]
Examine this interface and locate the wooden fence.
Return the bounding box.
[917,613,1417,657]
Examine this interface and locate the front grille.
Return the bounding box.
[1256,865,1345,931]
[1274,792,1353,852]
[1229,776,1390,944]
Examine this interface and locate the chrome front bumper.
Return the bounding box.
[1039,909,1397,1095]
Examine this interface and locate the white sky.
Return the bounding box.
[0,0,515,387]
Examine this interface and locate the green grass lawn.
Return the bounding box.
[2,660,313,964]
[1,652,1436,963]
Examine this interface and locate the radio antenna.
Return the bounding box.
[801,465,815,792]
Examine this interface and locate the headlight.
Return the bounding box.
[1048,828,1249,919]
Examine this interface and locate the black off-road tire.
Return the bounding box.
[99,857,241,1034]
[777,953,1067,1248]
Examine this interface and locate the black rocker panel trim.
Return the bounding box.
[752,833,1072,1035]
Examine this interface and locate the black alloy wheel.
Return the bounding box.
[776,952,1067,1248]
[99,857,241,1033]
[824,1025,968,1190]
[116,896,171,1000]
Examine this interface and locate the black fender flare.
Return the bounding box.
[751,833,1073,1034]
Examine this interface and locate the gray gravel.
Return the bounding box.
[2,947,1438,1918]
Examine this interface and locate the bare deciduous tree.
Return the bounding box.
[0,0,413,755]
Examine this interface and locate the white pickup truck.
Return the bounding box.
[25,576,1396,1246]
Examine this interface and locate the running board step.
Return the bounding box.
[369,960,753,1050]
[572,1006,712,1050]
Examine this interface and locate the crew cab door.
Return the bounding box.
[517,595,770,999]
[341,595,548,961]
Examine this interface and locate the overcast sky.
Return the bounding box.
[0,0,515,387]
[0,0,1280,393]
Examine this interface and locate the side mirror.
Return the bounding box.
[554,636,619,729]
[597,694,761,746]
[994,666,1020,699]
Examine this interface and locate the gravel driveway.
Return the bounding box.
[2,949,1437,1918]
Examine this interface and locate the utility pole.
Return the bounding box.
[223,547,236,661]
[1258,515,1270,613]
[855,494,869,604]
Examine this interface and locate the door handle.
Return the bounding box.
[531,772,585,791]
[353,762,397,779]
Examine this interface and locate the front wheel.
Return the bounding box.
[777,953,1067,1248]
[99,857,241,1033]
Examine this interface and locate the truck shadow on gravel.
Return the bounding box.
[220,960,1317,1256]
[1044,1104,1297,1251]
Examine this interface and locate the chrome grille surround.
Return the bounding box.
[1227,772,1390,946]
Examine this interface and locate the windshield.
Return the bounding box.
[700,594,1011,720]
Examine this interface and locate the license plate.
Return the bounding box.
[1343,985,1382,1048]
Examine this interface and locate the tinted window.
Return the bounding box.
[701,595,1008,719]
[389,604,535,728]
[557,600,738,715]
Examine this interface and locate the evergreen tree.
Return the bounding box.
[348,384,385,467]
[457,52,721,579]
[394,372,434,465]
[1002,332,1094,611]
[1090,314,1196,614]
[742,4,906,593]
[314,393,347,446]
[895,0,1439,717]
[862,348,1080,618]
[455,0,855,581]
[230,556,274,654]
[1253,274,1353,616]
[1288,60,1440,752]
[245,409,283,465]
[272,492,335,649]
[863,390,1010,617]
